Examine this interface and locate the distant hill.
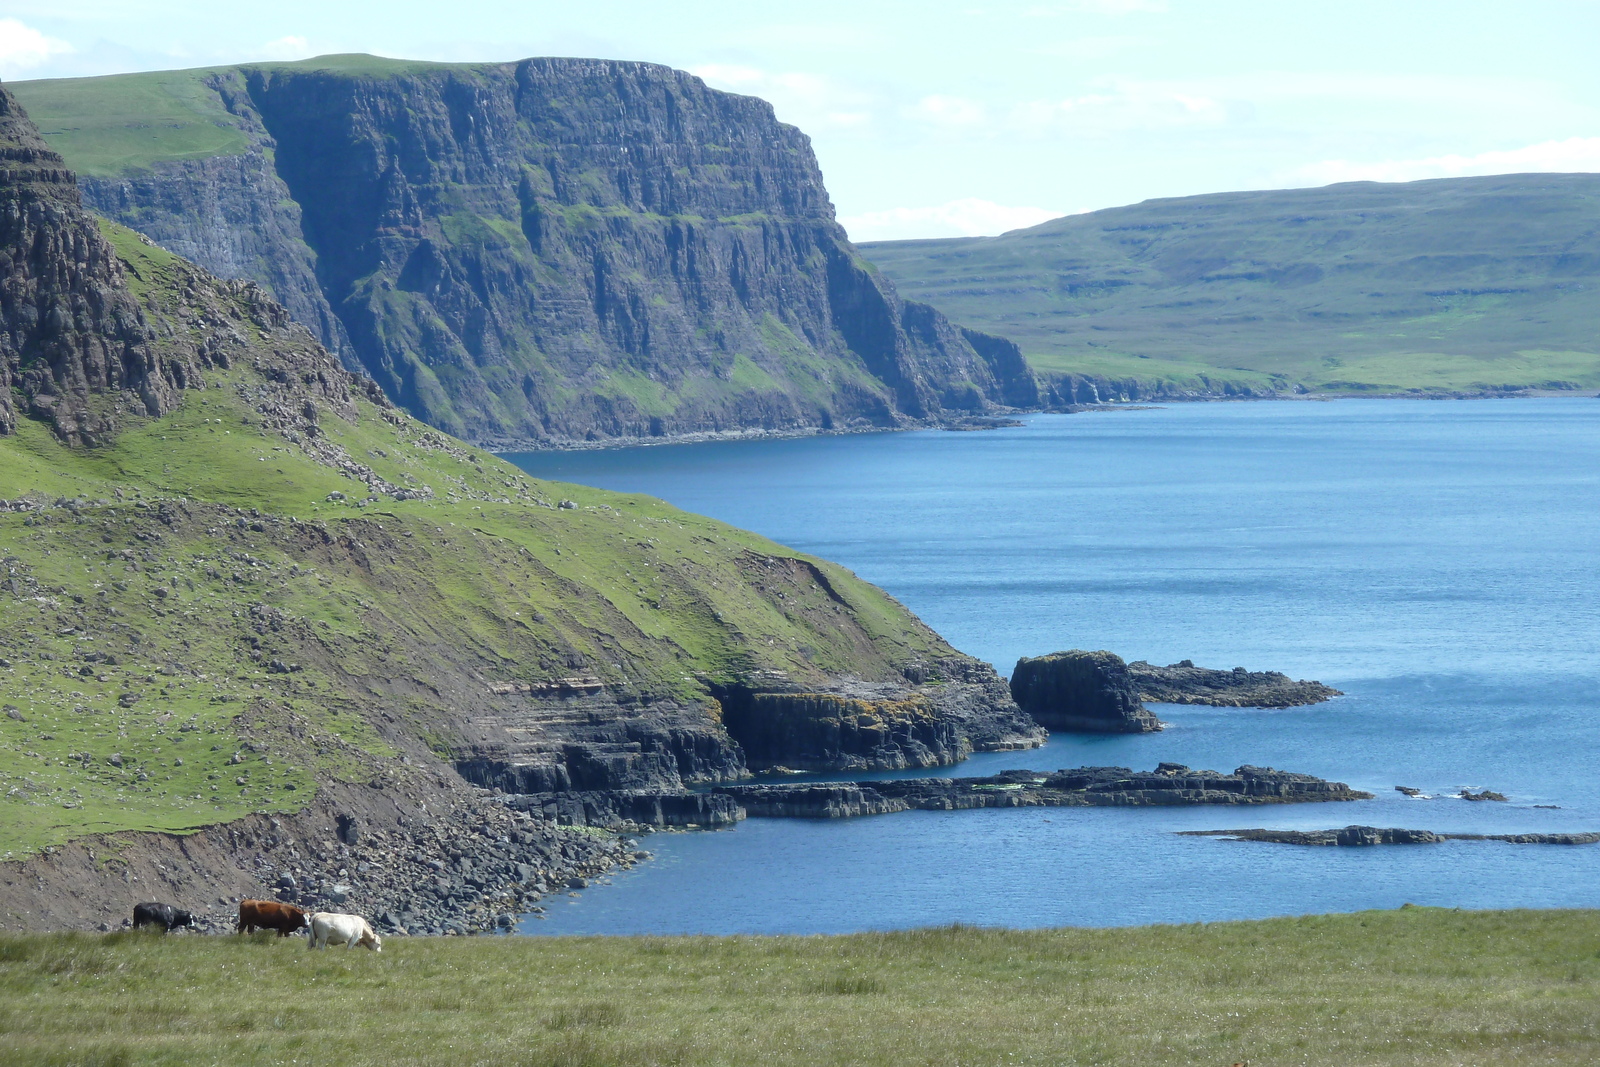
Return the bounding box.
[861,175,1600,395]
[10,55,1035,447]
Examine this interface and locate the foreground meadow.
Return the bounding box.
[2,908,1597,1066]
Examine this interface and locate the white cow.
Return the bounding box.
[308,911,382,952]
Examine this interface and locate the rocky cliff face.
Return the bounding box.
[0,91,188,444]
[1010,649,1166,733]
[30,56,1036,446]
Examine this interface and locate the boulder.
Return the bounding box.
[1009,650,1164,733]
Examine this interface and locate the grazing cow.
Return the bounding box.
[237,899,309,937]
[132,902,195,933]
[308,912,382,952]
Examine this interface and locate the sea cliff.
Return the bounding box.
[15,56,1039,447]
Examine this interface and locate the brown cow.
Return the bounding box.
[237,899,309,937]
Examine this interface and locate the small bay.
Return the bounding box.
[505,398,1600,933]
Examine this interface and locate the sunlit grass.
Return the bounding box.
[2,908,1598,1065]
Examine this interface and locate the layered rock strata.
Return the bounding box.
[499,790,742,830]
[457,658,1044,790]
[1010,650,1165,733]
[1129,660,1342,707]
[1186,826,1600,846]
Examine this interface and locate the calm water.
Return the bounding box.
[504,398,1600,934]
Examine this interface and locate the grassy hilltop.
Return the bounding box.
[861,175,1600,396]
[8,55,455,176]
[0,220,950,860]
[3,908,1599,1065]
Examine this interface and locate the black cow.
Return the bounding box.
[132,901,196,933]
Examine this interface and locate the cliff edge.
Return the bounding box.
[13,56,1039,447]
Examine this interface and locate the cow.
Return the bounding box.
[132,902,196,933]
[308,911,382,952]
[237,899,309,937]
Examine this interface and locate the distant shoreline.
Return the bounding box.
[490,388,1597,454]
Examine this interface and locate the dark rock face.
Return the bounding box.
[68,58,1037,446]
[499,790,742,830]
[717,659,1045,773]
[1187,826,1600,846]
[1129,660,1342,707]
[455,709,748,794]
[721,693,963,772]
[716,763,1371,819]
[83,145,356,369]
[0,89,186,444]
[1010,650,1165,733]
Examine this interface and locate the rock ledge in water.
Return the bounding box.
[1128,659,1342,708]
[714,763,1370,819]
[1184,826,1600,846]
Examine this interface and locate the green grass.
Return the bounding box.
[7,69,251,177]
[7,55,472,178]
[861,174,1600,395]
[1,909,1598,1065]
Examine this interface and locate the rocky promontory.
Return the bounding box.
[712,763,1371,819]
[1186,826,1600,846]
[1129,660,1342,707]
[1010,650,1165,732]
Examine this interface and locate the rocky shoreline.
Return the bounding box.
[1185,826,1600,846]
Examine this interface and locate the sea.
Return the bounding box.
[502,397,1600,935]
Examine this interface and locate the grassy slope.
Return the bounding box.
[2,909,1598,1065]
[8,56,460,177]
[0,223,947,857]
[861,175,1600,394]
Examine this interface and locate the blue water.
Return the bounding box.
[504,398,1600,934]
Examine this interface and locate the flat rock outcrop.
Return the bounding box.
[1186,826,1600,846]
[1129,659,1342,707]
[1010,650,1165,733]
[715,763,1370,819]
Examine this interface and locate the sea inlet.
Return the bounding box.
[504,398,1600,934]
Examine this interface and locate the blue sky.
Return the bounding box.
[5,1,1600,240]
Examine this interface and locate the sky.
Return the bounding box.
[4,1,1600,241]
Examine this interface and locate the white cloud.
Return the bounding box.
[1025,0,1168,14]
[908,94,986,128]
[1293,136,1600,185]
[839,198,1070,242]
[690,63,876,131]
[0,18,73,79]
[1028,35,1148,59]
[255,36,314,62]
[1009,82,1225,134]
